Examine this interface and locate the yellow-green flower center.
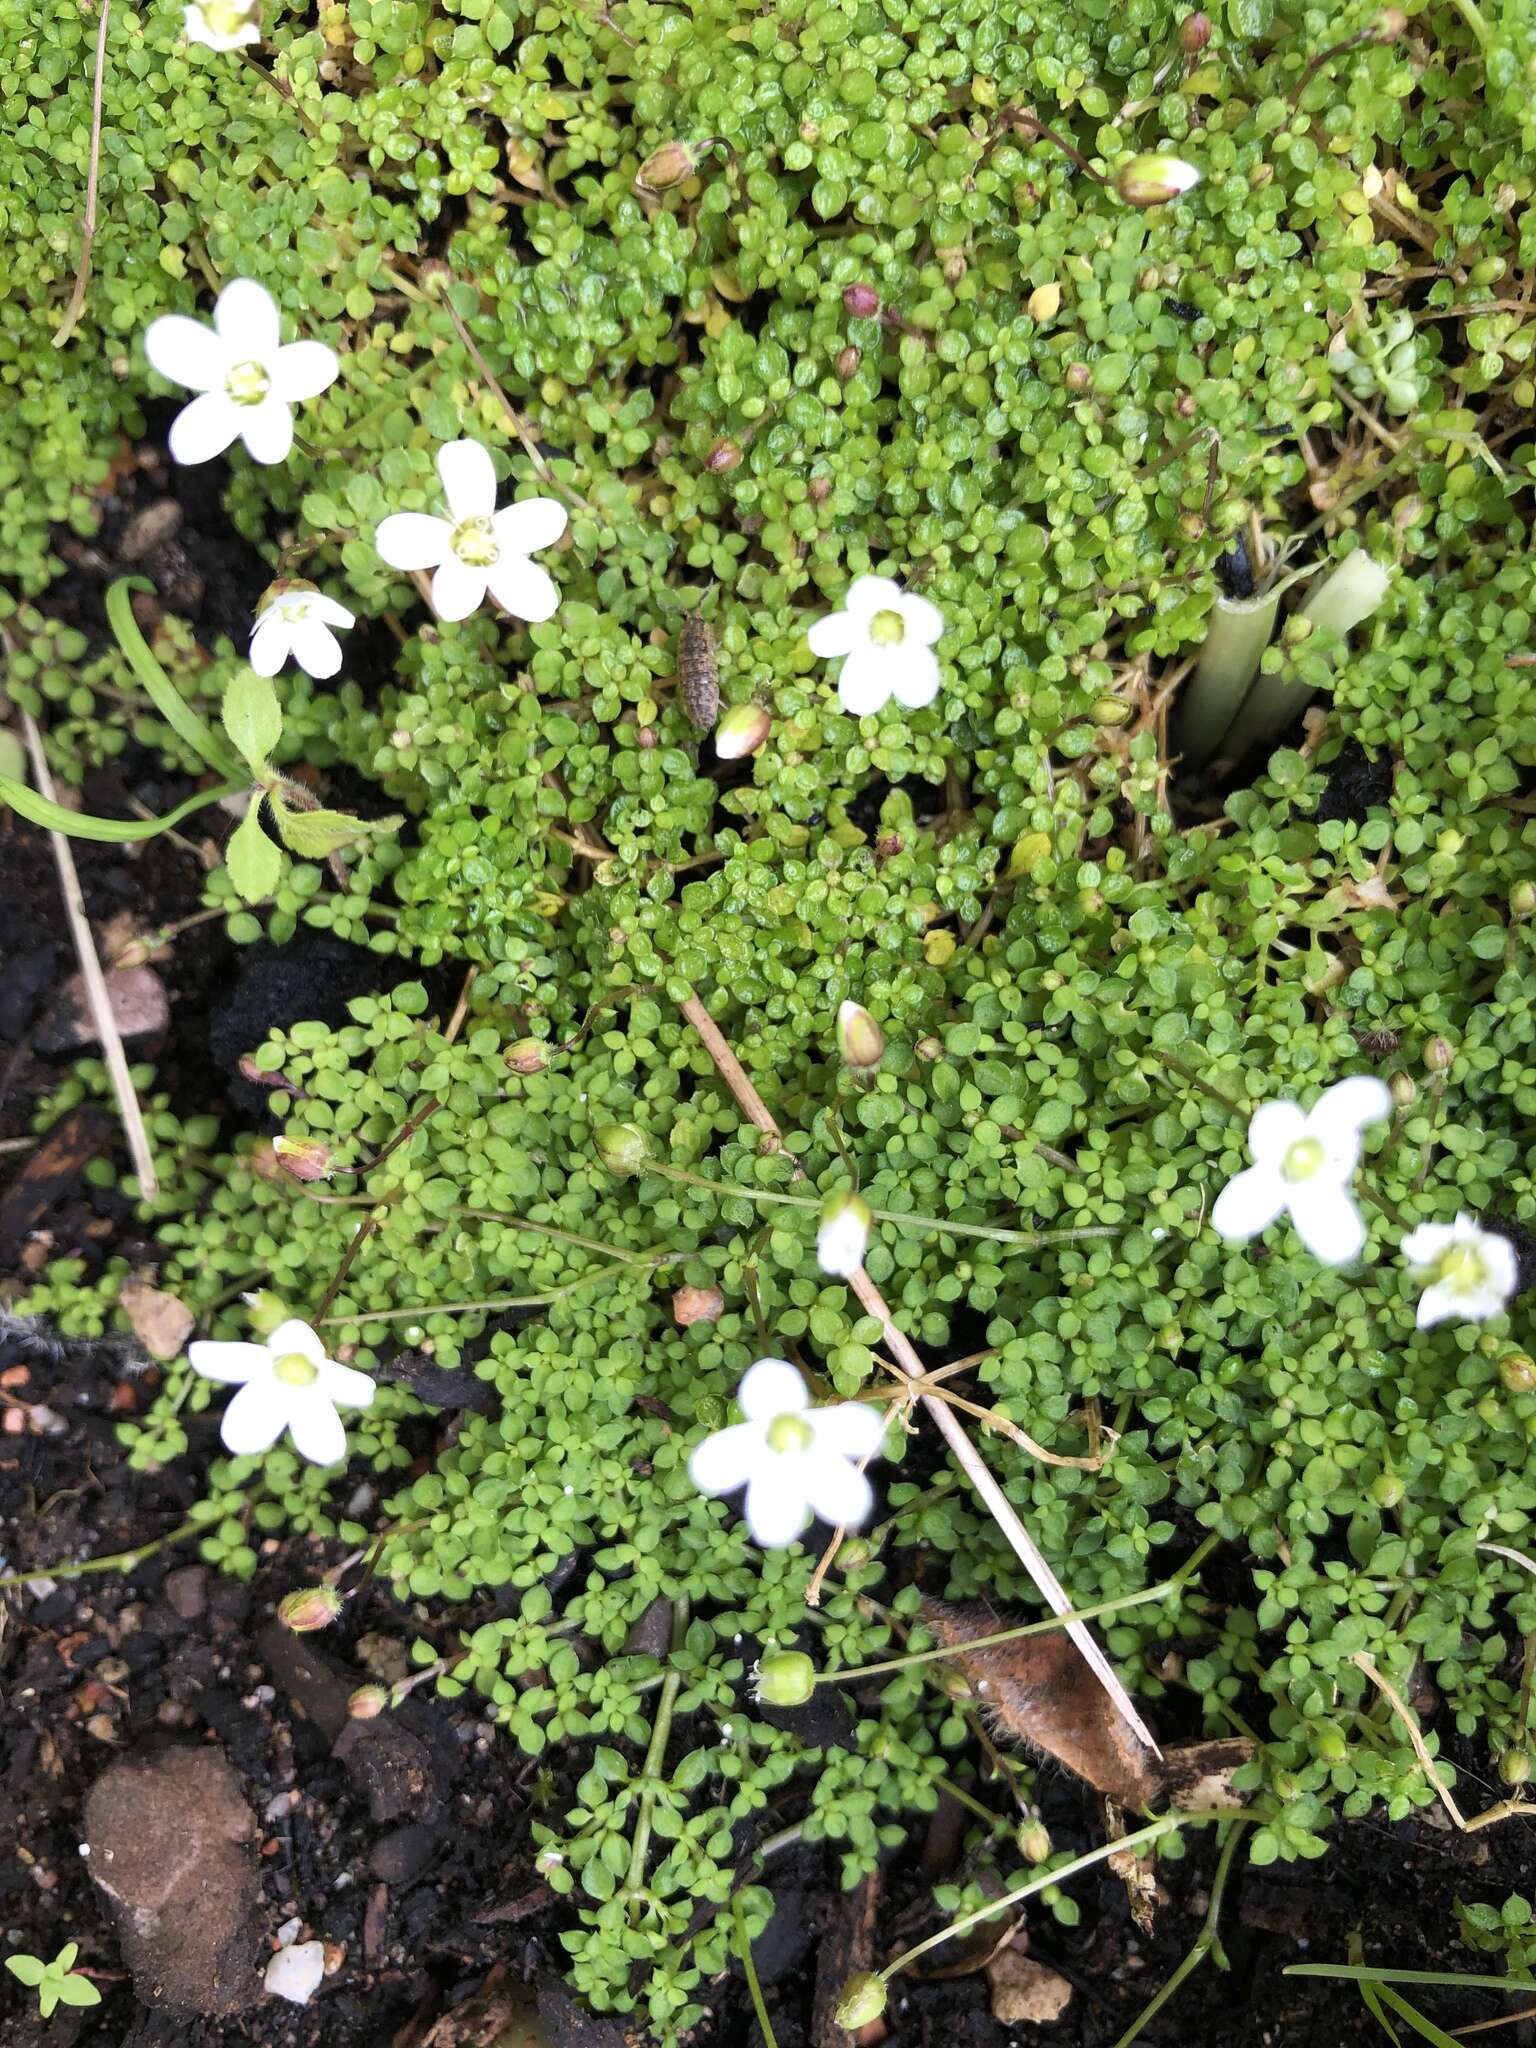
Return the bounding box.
[451,516,500,568]
[225,360,270,406]
[1281,1136,1326,1183]
[765,1412,814,1456]
[273,1351,320,1387]
[203,0,252,34]
[1436,1241,1489,1295]
[868,608,906,647]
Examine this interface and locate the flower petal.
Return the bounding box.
[248,617,290,677]
[214,279,281,360]
[836,649,893,717]
[737,1357,809,1423]
[1244,1100,1306,1167]
[1210,1164,1287,1244]
[1401,1222,1452,1269]
[493,497,568,555]
[814,1400,888,1460]
[318,1360,376,1409]
[1317,1075,1393,1135]
[743,1474,810,1546]
[431,557,489,623]
[307,594,356,629]
[485,555,560,623]
[289,620,343,680]
[268,1319,327,1364]
[437,439,498,522]
[896,589,944,645]
[801,1451,874,1531]
[1415,1282,1457,1328]
[806,610,860,659]
[187,1340,268,1385]
[375,512,451,572]
[284,1392,348,1467]
[269,340,338,404]
[843,575,905,623]
[1289,1181,1367,1265]
[888,647,941,708]
[688,1422,760,1497]
[1484,1231,1520,1297]
[167,391,241,465]
[238,396,295,465]
[219,1379,289,1456]
[144,314,228,392]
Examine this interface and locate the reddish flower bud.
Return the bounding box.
[348,1684,390,1720]
[504,1038,550,1075]
[1179,10,1211,50]
[705,439,742,474]
[835,345,862,381]
[842,282,880,319]
[271,1135,334,1183]
[278,1585,343,1633]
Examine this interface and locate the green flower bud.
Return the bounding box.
[714,703,771,760]
[1015,1818,1052,1863]
[1388,1070,1416,1109]
[1090,696,1131,726]
[836,1001,885,1075]
[278,1585,343,1633]
[834,1972,888,2029]
[754,1650,817,1707]
[594,1124,651,1176]
[1424,1035,1455,1072]
[1500,1352,1536,1394]
[1370,1473,1403,1509]
[243,1289,292,1336]
[1116,153,1202,206]
[635,139,718,193]
[1501,1748,1533,1786]
[1511,882,1536,919]
[504,1038,550,1075]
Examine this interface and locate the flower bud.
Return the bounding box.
[1374,6,1407,37]
[1500,1352,1536,1395]
[271,1135,335,1183]
[836,1001,885,1075]
[940,249,967,285]
[534,1846,565,1877]
[705,438,742,474]
[834,1972,888,2029]
[916,1035,943,1062]
[1026,281,1061,322]
[1388,1070,1417,1110]
[715,703,771,761]
[673,1284,725,1328]
[1502,1748,1533,1787]
[1015,1818,1053,1864]
[835,345,862,380]
[348,1684,390,1720]
[1511,882,1536,919]
[1179,9,1212,49]
[278,1585,343,1633]
[818,1189,873,1277]
[504,1038,549,1075]
[808,474,832,503]
[635,139,711,193]
[754,1650,817,1707]
[1116,153,1202,207]
[837,1537,873,1571]
[1370,1473,1403,1509]
[243,1289,292,1336]
[593,1124,651,1176]
[1065,361,1092,391]
[1424,1035,1455,1073]
[842,282,880,319]
[1090,695,1132,727]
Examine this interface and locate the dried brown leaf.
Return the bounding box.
[986,1949,1073,2025]
[119,1274,195,1361]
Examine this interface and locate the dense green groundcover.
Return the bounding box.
[10,0,1536,2031]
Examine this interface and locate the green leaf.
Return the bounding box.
[54,1977,103,2008]
[221,670,283,772]
[1374,1985,1460,2048]
[270,796,403,860]
[225,803,282,902]
[38,1986,59,2020]
[54,1944,78,1972]
[0,774,244,843]
[105,577,243,778]
[5,1956,46,1986]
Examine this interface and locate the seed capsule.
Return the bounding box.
[1116,153,1202,207]
[678,616,720,733]
[278,1586,343,1633]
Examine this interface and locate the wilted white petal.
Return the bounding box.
[220,1380,288,1456]
[431,557,488,622]
[214,279,281,360]
[144,314,229,392]
[1289,1181,1367,1265]
[688,1423,758,1496]
[486,556,560,623]
[269,340,338,404]
[737,1358,809,1423]
[493,497,568,554]
[238,397,294,466]
[806,610,859,658]
[1245,1100,1306,1167]
[375,512,452,571]
[437,438,498,522]
[168,391,241,464]
[1211,1164,1287,1244]
[743,1475,810,1546]
[188,1340,268,1385]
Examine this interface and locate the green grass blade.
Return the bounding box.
[1359,1981,1403,2045]
[1374,1985,1463,2048]
[0,774,242,843]
[104,576,242,777]
[1288,1966,1536,1993]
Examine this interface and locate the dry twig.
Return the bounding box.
[54,0,112,349]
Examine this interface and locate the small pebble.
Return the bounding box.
[264,1938,325,2006]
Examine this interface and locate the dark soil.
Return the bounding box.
[4,484,1536,2048]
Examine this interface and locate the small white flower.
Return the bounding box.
[1402,1213,1518,1328]
[188,1317,375,1466]
[374,440,567,625]
[1211,1075,1392,1265]
[143,280,337,467]
[250,586,355,681]
[807,573,944,717]
[688,1358,886,1547]
[818,1189,872,1277]
[183,0,261,47]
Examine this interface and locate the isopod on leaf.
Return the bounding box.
[677,616,720,732]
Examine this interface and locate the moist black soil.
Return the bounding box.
[4,496,1536,2048]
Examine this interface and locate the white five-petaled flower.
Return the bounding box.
[1402,1213,1518,1328]
[183,0,260,47]
[1210,1075,1392,1265]
[807,573,944,717]
[188,1317,375,1466]
[374,440,567,624]
[818,1190,872,1277]
[144,279,338,467]
[250,585,355,681]
[688,1358,886,1547]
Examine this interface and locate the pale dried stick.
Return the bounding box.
[678,992,1160,1756]
[54,0,112,349]
[19,713,158,1196]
